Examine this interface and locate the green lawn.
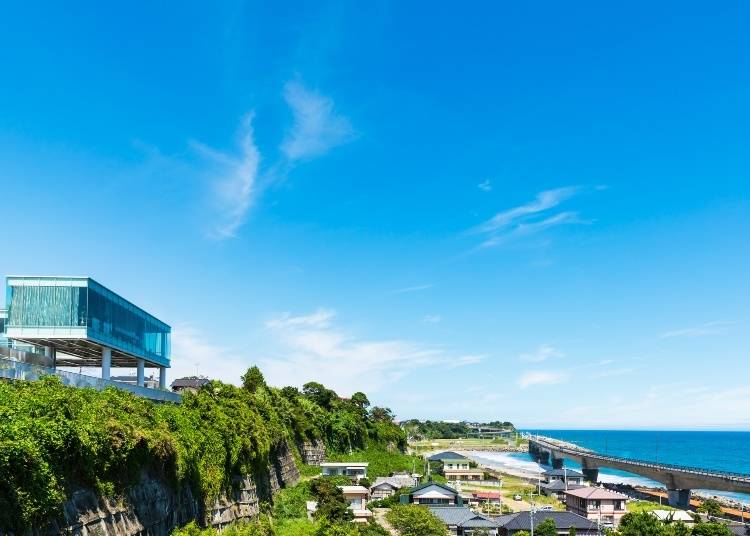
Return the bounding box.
[627,500,675,513]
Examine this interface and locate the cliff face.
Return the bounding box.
[299,439,326,466]
[37,441,300,536]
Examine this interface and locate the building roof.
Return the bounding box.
[497,511,598,531]
[371,475,416,490]
[540,480,585,491]
[409,481,459,497]
[428,507,498,528]
[728,524,750,536]
[171,376,210,389]
[320,462,369,468]
[472,491,502,500]
[428,451,469,462]
[338,485,369,495]
[565,487,629,500]
[545,468,584,478]
[650,510,695,523]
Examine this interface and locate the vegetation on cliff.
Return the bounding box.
[400,419,515,440]
[0,366,405,532]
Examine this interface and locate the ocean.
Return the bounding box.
[470,430,750,505]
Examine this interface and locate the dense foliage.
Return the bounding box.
[607,512,733,536]
[385,505,448,536]
[0,369,405,532]
[400,419,515,440]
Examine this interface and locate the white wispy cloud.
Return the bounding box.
[388,283,434,294]
[259,309,481,394]
[518,370,570,389]
[170,324,254,384]
[422,314,442,324]
[194,114,260,239]
[281,81,356,161]
[659,320,736,339]
[473,187,589,248]
[478,179,492,192]
[519,344,565,363]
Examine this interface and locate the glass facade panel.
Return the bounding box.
[6,285,87,327]
[86,280,170,365]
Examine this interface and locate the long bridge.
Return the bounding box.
[528,435,750,508]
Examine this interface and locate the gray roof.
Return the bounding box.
[171,376,210,388]
[428,451,469,461]
[371,475,415,490]
[429,507,498,528]
[729,524,750,536]
[545,468,584,478]
[409,481,459,497]
[497,511,598,531]
[540,480,585,491]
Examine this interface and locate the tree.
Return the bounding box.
[535,518,557,536]
[691,522,733,536]
[241,366,266,394]
[369,406,394,422]
[303,382,337,410]
[569,527,577,536]
[350,392,370,409]
[697,499,723,517]
[385,504,449,536]
[616,512,667,536]
[280,386,300,400]
[310,477,352,523]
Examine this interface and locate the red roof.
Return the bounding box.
[473,492,502,500]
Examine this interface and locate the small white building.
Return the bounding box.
[340,485,373,523]
[320,462,369,482]
[370,474,420,499]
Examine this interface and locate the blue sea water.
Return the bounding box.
[514,430,750,504]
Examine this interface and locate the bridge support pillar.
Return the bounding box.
[537,450,550,465]
[667,489,691,509]
[551,456,564,469]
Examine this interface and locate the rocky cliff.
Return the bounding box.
[37,441,300,536]
[299,439,326,466]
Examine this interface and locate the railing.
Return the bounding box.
[531,437,750,483]
[0,356,181,403]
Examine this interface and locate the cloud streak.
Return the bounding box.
[659,320,736,339]
[281,81,356,161]
[473,187,589,248]
[388,284,434,294]
[196,114,260,239]
[519,344,564,363]
[259,309,482,394]
[518,369,570,389]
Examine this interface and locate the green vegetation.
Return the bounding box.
[626,500,676,513]
[385,504,448,536]
[697,499,723,517]
[401,420,515,440]
[607,512,732,536]
[327,446,423,478]
[0,368,405,533]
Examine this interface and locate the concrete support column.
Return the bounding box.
[667,489,691,509]
[101,347,111,380]
[551,456,564,469]
[136,358,145,387]
[159,366,167,389]
[582,467,599,483]
[538,451,550,466]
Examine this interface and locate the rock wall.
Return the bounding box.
[37,441,300,536]
[299,439,326,466]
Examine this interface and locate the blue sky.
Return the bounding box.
[1,1,749,429]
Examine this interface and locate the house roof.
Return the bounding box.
[565,487,629,500]
[428,451,469,462]
[497,511,598,531]
[371,476,415,490]
[650,510,695,523]
[429,507,498,528]
[545,468,584,478]
[171,376,210,388]
[541,480,585,491]
[409,481,459,497]
[338,485,369,495]
[472,491,502,500]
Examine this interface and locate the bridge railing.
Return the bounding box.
[531,437,750,482]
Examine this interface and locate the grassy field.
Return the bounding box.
[626,499,675,513]
[409,437,525,454]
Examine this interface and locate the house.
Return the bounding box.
[170,376,210,393]
[565,487,628,527]
[495,511,599,535]
[468,491,502,506]
[539,479,584,500]
[445,468,485,482]
[429,451,472,471]
[320,462,368,482]
[429,506,500,535]
[306,486,373,523]
[544,468,585,486]
[649,509,695,525]
[370,474,420,499]
[112,374,160,389]
[400,481,463,506]
[339,485,373,523]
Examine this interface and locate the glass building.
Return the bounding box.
[4,276,171,387]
